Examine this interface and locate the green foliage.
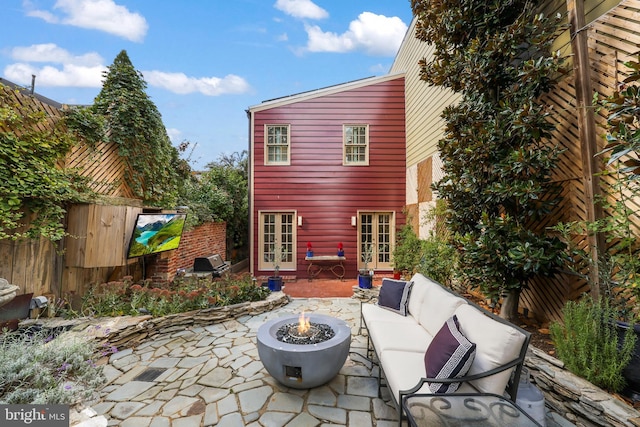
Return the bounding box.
[413,0,568,311]
[0,84,93,241]
[178,151,249,251]
[418,200,458,287]
[392,222,423,276]
[600,55,640,185]
[420,237,458,288]
[79,274,270,318]
[91,50,188,206]
[550,295,636,392]
[0,328,108,404]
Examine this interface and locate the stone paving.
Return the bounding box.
[85,297,404,427]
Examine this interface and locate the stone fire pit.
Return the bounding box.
[257,313,351,389]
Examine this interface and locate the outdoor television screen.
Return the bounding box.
[126,213,187,259]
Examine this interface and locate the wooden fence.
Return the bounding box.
[522,0,640,321]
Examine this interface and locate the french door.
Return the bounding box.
[359,212,394,271]
[259,212,295,271]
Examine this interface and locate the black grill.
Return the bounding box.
[192,254,230,277]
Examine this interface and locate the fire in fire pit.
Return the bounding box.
[257,312,351,389]
[276,312,335,344]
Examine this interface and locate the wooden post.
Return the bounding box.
[566,0,605,299]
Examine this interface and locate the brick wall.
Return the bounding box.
[147,221,227,285]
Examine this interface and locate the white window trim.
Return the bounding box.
[264,124,291,166]
[343,124,369,166]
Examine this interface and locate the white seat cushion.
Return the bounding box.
[454,304,527,395]
[407,273,431,320]
[362,303,432,353]
[418,282,467,336]
[368,319,433,353]
[380,349,477,403]
[362,303,418,326]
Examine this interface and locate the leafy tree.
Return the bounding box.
[0,84,92,241]
[91,50,186,206]
[412,0,568,319]
[178,151,249,259]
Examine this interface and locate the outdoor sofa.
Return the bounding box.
[360,273,532,425]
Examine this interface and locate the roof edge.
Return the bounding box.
[248,72,405,113]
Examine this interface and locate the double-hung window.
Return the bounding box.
[343,124,369,165]
[265,124,290,165]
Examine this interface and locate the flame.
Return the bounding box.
[298,311,311,334]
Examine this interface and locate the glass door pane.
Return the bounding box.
[260,212,295,270]
[359,212,394,270]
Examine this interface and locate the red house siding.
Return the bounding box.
[249,76,406,280]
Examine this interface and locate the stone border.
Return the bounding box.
[526,349,640,427]
[91,292,291,351]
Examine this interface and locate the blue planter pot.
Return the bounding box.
[268,277,283,291]
[358,274,373,289]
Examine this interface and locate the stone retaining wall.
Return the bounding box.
[526,349,640,427]
[93,292,291,351]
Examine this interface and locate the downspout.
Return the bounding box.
[246,108,254,277]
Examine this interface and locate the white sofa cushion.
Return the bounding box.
[362,303,418,326]
[454,303,527,395]
[380,349,477,403]
[418,280,467,336]
[407,274,430,320]
[368,318,433,353]
[363,302,432,353]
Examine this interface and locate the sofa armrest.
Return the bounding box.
[400,354,527,401]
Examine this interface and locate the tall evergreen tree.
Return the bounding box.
[92,50,184,205]
[412,1,568,319]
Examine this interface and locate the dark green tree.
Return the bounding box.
[91,50,185,206]
[412,0,568,319]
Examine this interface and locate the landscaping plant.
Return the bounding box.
[414,202,458,288]
[550,295,636,393]
[0,328,109,404]
[79,274,270,318]
[412,0,568,320]
[391,221,423,278]
[0,83,93,241]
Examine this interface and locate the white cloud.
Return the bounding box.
[4,44,105,87]
[11,43,103,66]
[143,71,251,96]
[24,0,148,42]
[274,0,328,20]
[305,12,407,56]
[4,43,251,96]
[166,128,181,142]
[4,62,105,87]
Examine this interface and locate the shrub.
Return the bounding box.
[0,328,108,404]
[419,237,457,288]
[79,273,270,318]
[550,295,636,392]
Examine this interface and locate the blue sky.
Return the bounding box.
[1,0,413,168]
